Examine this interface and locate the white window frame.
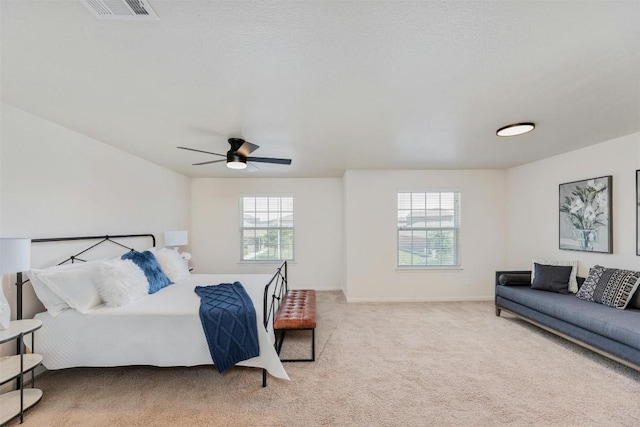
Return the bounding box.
[397,190,461,268]
[239,194,294,263]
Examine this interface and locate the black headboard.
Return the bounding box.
[17,234,156,320]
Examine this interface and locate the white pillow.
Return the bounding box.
[36,262,104,314]
[95,259,148,307]
[150,247,190,283]
[531,259,579,293]
[27,269,70,317]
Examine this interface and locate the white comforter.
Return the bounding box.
[33,274,289,380]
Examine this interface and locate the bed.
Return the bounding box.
[18,234,290,386]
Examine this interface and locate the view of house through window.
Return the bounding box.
[241,195,294,261]
[397,191,461,267]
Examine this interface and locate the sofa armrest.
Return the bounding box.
[495,270,531,287]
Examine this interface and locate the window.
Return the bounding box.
[397,191,461,267]
[240,195,294,261]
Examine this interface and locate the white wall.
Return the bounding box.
[190,178,343,291]
[505,132,640,276]
[2,103,637,320]
[343,170,506,302]
[0,103,191,319]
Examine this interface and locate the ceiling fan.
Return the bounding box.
[177,138,292,170]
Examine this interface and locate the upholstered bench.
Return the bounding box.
[273,289,316,362]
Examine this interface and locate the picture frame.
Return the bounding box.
[637,170,639,256]
[559,175,612,253]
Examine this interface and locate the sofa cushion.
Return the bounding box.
[496,285,640,351]
[576,265,640,309]
[531,263,572,294]
[496,296,640,367]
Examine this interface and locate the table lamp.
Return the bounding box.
[0,238,31,330]
[164,231,188,251]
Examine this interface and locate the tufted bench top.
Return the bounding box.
[274,289,317,330]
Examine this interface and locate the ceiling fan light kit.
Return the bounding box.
[226,155,247,169]
[496,122,535,137]
[178,138,292,171]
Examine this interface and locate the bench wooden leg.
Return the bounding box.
[276,328,315,362]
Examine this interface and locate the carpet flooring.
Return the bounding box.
[7,291,640,426]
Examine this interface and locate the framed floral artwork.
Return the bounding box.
[559,175,612,253]
[636,170,639,256]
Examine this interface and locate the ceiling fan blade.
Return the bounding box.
[237,141,259,157]
[246,156,292,165]
[192,159,226,166]
[246,162,259,172]
[177,146,225,157]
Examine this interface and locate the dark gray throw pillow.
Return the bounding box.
[531,263,572,294]
[629,286,640,310]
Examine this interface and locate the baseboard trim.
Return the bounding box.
[346,296,494,303]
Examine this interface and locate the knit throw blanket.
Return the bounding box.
[194,282,260,373]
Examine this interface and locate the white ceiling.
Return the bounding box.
[1,1,639,178]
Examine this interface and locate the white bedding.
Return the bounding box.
[33,274,289,380]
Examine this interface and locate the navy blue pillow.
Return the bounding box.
[121,250,173,294]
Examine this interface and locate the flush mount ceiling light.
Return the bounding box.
[496,122,536,137]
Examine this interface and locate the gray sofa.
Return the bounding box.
[495,270,640,371]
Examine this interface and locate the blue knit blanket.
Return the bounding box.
[194,282,260,373]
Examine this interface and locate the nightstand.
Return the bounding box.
[0,319,43,424]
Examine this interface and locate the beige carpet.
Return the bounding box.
[7,291,640,426]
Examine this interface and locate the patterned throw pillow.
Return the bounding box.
[576,265,640,309]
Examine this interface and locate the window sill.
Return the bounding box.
[237,260,296,265]
[395,266,463,271]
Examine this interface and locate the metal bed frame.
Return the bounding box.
[13,233,289,387]
[262,260,288,386]
[15,234,155,321]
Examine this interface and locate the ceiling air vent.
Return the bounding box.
[80,0,159,20]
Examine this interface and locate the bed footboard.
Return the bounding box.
[262,260,288,386]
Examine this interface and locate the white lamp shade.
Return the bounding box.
[0,238,31,274]
[164,231,188,247]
